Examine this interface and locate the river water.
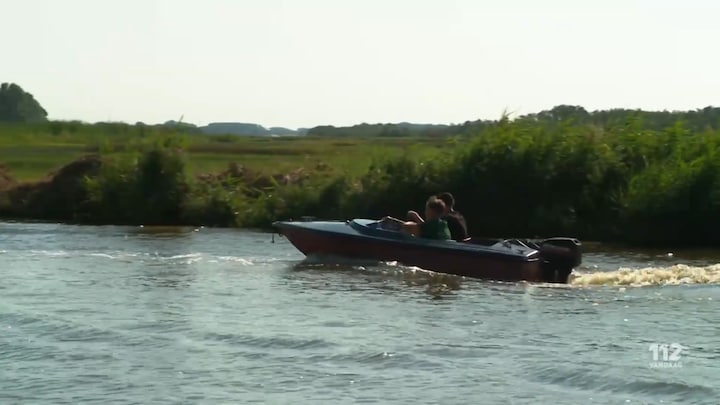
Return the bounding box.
[1,221,718,404]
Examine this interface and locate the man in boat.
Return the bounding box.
[381,196,451,240]
[406,192,468,241]
[435,192,469,241]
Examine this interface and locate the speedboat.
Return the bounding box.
[272,218,582,283]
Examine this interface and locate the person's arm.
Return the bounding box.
[382,216,405,224]
[381,216,419,235]
[406,210,424,223]
[401,221,420,237]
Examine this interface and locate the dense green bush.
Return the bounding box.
[69,115,720,244]
[306,118,720,246]
[83,149,189,225]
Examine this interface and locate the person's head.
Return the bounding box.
[436,192,455,213]
[424,197,446,220]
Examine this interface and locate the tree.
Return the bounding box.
[535,105,590,123]
[0,83,48,123]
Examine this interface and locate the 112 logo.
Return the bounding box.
[648,343,686,368]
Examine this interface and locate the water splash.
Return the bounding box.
[570,264,720,286]
[216,256,254,265]
[28,250,71,257]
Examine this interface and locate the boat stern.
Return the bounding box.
[537,237,583,283]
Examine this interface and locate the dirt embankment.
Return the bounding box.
[0,164,16,192]
[0,155,103,220]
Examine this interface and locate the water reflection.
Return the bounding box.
[582,243,720,268]
[283,259,465,298]
[126,225,200,238]
[133,268,196,290]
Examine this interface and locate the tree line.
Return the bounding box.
[5,81,720,138]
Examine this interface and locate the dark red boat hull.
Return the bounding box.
[275,220,559,283]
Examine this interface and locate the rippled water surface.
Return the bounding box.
[1,222,719,404]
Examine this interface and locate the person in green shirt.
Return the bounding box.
[381,197,451,240]
[406,192,469,241]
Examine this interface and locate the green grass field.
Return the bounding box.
[0,124,454,181]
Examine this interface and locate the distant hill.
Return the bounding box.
[159,120,464,138]
[200,122,269,136]
[160,121,303,136]
[158,118,483,138]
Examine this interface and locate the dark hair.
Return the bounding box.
[426,197,446,215]
[436,192,455,210]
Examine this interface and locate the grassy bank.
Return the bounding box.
[1,118,719,247]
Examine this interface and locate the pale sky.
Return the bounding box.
[3,0,719,128]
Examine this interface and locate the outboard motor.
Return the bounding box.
[537,237,582,283]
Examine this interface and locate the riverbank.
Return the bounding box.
[1,118,719,247]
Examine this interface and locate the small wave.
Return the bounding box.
[570,264,720,286]
[28,250,70,257]
[86,253,117,259]
[203,332,333,350]
[216,256,254,265]
[528,365,717,402]
[164,253,203,260]
[24,250,135,260]
[152,253,204,265]
[19,250,255,266]
[305,351,443,370]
